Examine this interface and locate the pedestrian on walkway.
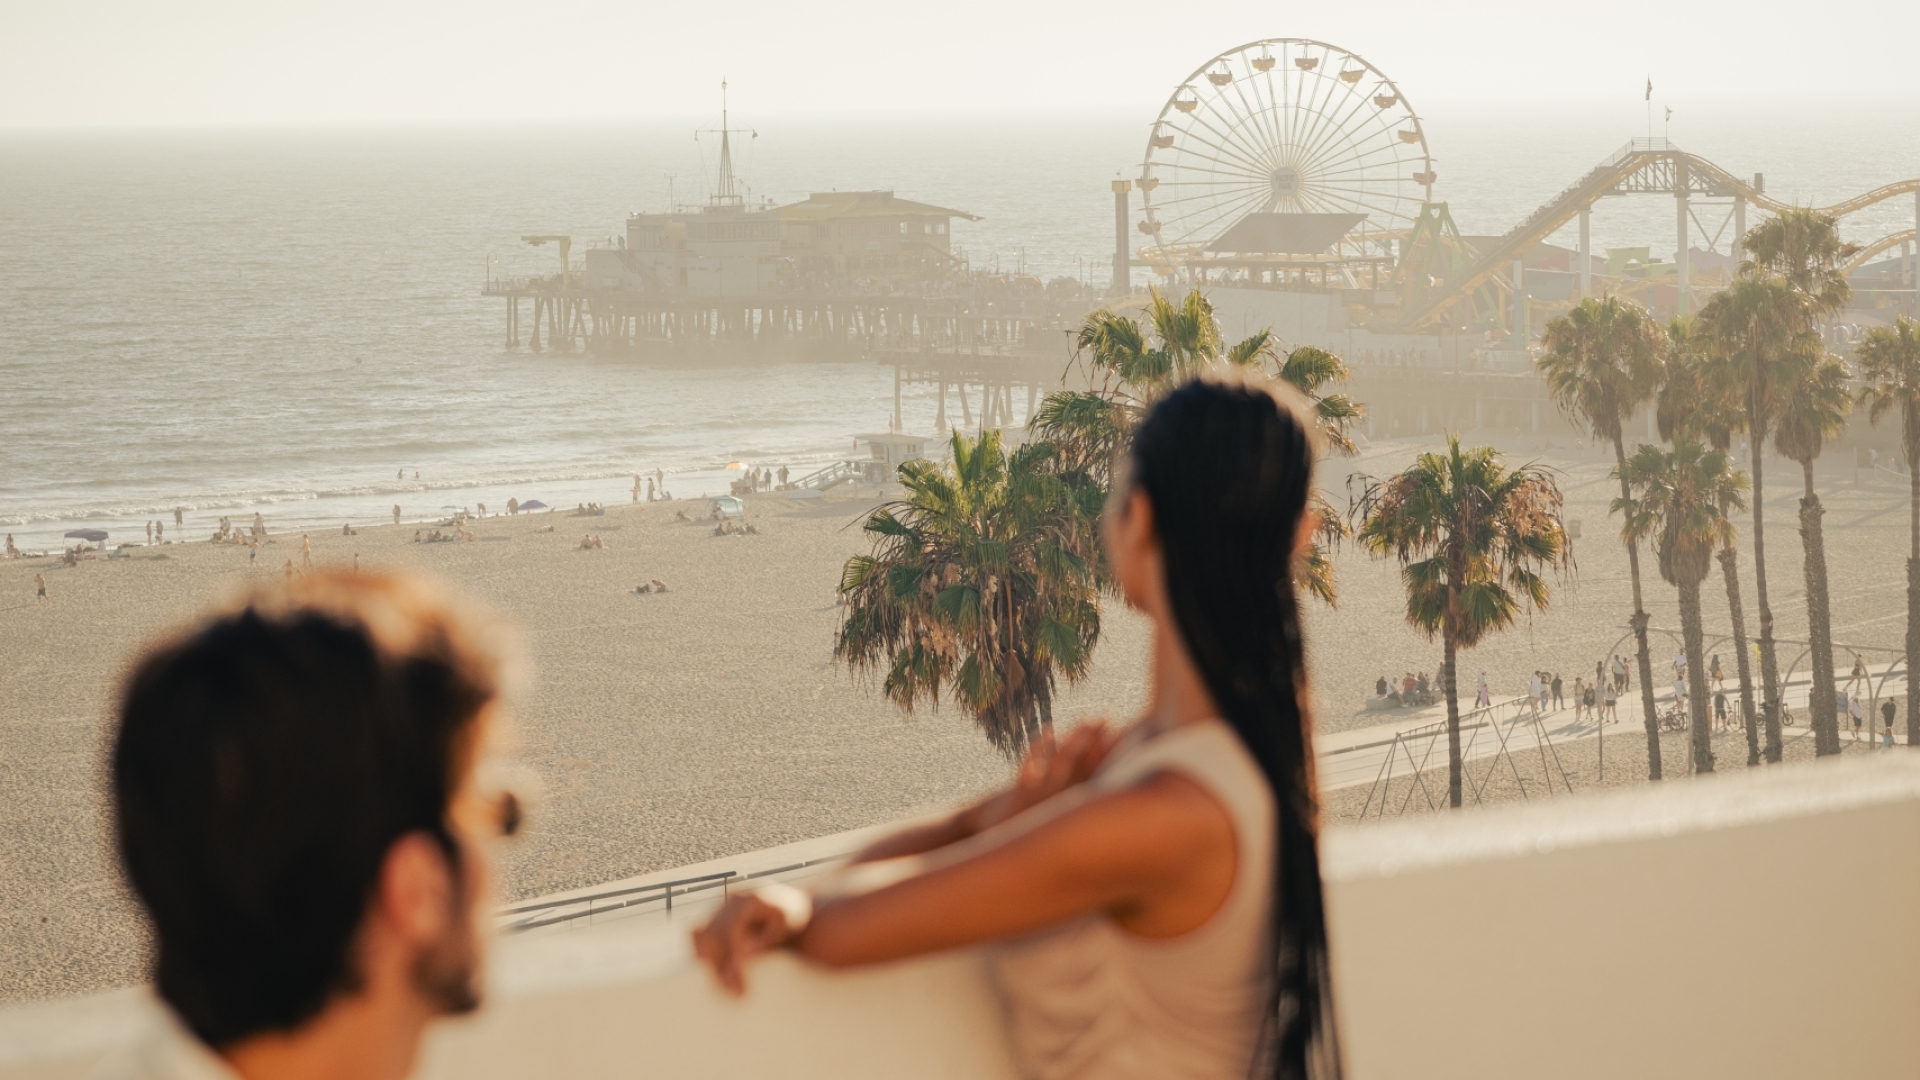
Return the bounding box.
[1550,672,1564,711]
[1883,699,1898,743]
[35,573,47,602]
[1713,687,1728,731]
[1604,680,1617,722]
[1572,677,1586,721]
[1850,694,1865,741]
[1476,670,1490,708]
[1710,654,1724,690]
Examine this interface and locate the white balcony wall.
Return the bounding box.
[4,754,1918,1080]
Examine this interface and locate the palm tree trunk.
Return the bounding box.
[1908,456,1919,749]
[1750,421,1785,762]
[1443,638,1462,808]
[1680,576,1714,773]
[1718,544,1761,766]
[1615,435,1663,780]
[1801,459,1841,755]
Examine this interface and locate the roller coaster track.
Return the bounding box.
[1845,229,1917,278]
[1393,138,1920,332]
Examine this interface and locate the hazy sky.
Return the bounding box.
[5,0,1918,127]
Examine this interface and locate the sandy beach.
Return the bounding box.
[2,434,1911,1003]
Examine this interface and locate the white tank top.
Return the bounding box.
[987,721,1275,1080]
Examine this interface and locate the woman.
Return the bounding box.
[694,378,1341,1079]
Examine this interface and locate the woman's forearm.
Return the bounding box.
[845,807,981,864]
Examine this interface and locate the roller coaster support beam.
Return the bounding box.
[1512,258,1526,340]
[1676,155,1692,316]
[1578,207,1592,298]
[1734,196,1746,257]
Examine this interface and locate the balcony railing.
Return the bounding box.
[4,754,1919,1079]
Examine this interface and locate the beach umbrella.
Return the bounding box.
[64,529,108,542]
[519,499,548,510]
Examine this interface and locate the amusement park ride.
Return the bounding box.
[1130,37,1920,340]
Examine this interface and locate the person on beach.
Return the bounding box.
[1583,681,1597,722]
[1571,677,1585,721]
[1612,654,1627,694]
[632,474,642,503]
[301,534,314,570]
[106,572,519,1080]
[1850,694,1865,741]
[477,503,487,519]
[1476,670,1490,708]
[173,507,182,528]
[146,521,154,544]
[156,520,164,544]
[1604,680,1617,722]
[1673,649,1686,681]
[1883,700,1898,742]
[393,505,402,527]
[778,465,790,489]
[1849,657,1868,694]
[35,573,47,602]
[694,377,1343,1080]
[1550,673,1563,711]
[1710,654,1724,690]
[397,468,405,480]
[1713,687,1729,731]
[4,534,16,559]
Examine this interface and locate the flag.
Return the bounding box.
[1665,107,1673,121]
[1645,77,1652,101]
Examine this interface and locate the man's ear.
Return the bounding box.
[374,832,456,946]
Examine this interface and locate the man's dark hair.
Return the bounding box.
[113,573,502,1048]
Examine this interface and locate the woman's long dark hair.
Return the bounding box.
[1129,376,1340,1080]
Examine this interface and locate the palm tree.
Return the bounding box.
[1537,295,1668,777]
[1696,273,1821,762]
[1742,208,1859,319]
[1036,288,1362,603]
[1658,318,1763,765]
[1614,441,1748,774]
[1775,353,1855,755]
[1353,437,1572,807]
[835,430,1101,757]
[1857,315,1920,748]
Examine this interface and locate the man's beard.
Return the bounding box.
[413,876,483,1017]
[413,922,481,1015]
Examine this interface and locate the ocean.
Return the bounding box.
[3,101,1917,550]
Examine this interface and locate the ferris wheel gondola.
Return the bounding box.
[1137,38,1434,275]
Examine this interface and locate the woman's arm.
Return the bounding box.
[843,722,1118,865]
[694,767,1236,993]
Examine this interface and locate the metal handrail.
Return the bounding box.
[499,855,851,934]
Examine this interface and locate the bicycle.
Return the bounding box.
[1657,703,1688,733]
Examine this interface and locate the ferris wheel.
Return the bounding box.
[1138,39,1434,268]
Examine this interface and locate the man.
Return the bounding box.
[35,572,47,601]
[393,504,402,527]
[1884,699,1899,743]
[1550,672,1563,711]
[106,572,519,1080]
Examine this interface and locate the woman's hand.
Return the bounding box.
[968,720,1117,835]
[692,884,809,995]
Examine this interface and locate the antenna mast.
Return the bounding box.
[697,79,756,211]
